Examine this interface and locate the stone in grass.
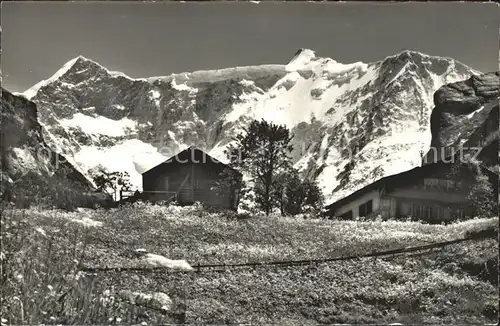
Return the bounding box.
[118,290,173,313]
[133,250,194,271]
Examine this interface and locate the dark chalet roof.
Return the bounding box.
[142,146,241,177]
[325,159,498,213]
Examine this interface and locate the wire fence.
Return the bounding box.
[80,235,483,274]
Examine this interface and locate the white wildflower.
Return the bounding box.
[74,271,84,280]
[35,227,47,237]
[69,217,103,228]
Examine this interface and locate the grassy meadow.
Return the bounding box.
[1,202,498,324]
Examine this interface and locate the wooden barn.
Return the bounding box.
[324,160,498,223]
[142,146,242,210]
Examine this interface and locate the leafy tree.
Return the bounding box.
[467,173,496,218]
[274,169,324,216]
[449,155,497,218]
[212,166,244,211]
[225,119,293,215]
[278,170,303,216]
[302,178,324,214]
[271,171,290,216]
[89,166,132,201]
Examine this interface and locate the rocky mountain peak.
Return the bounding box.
[18,49,479,205]
[379,50,475,78]
[288,48,316,64]
[23,55,136,100]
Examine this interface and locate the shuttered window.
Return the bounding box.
[423,178,461,192]
[424,206,433,220]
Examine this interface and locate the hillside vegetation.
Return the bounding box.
[1,202,498,324]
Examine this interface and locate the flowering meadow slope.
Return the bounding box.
[2,203,498,324]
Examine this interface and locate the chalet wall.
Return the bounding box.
[192,163,233,208]
[385,176,471,221]
[393,196,468,222]
[335,189,380,218]
[378,196,397,218]
[329,160,494,222]
[143,163,192,203]
[390,188,467,203]
[142,160,238,209]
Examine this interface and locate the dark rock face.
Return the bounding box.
[426,72,499,165]
[1,89,41,150]
[0,88,92,187]
[433,72,499,118]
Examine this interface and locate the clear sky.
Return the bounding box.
[1,1,499,93]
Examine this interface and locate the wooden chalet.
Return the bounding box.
[326,101,498,223]
[324,160,498,223]
[142,146,242,210]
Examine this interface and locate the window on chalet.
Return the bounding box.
[435,206,445,220]
[412,204,421,218]
[359,200,373,217]
[411,203,434,220]
[424,178,439,188]
[380,198,391,209]
[423,178,462,192]
[424,206,433,220]
[338,210,353,220]
[456,207,467,219]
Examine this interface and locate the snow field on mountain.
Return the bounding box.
[147,65,286,84]
[73,139,167,189]
[59,112,137,137]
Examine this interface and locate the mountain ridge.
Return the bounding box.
[17,48,480,204]
[19,48,480,100]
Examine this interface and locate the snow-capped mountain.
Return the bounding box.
[21,49,478,204]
